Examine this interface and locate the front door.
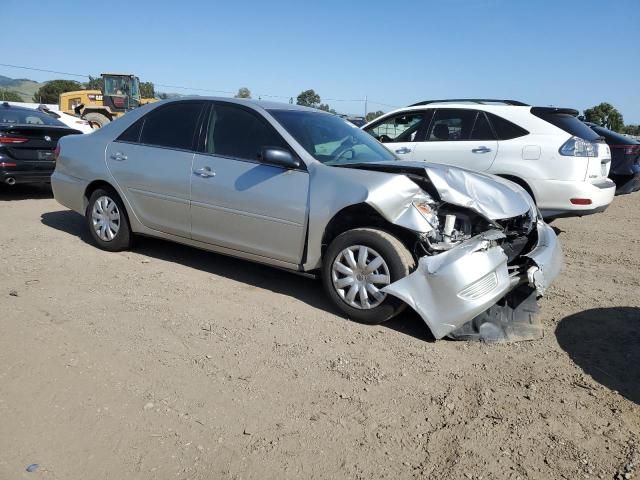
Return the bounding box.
[411,109,498,171]
[105,101,205,238]
[190,102,309,264]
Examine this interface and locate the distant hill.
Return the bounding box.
[0,75,44,102]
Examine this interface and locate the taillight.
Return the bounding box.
[0,136,28,144]
[112,97,126,107]
[624,145,640,155]
[53,145,60,161]
[559,136,598,157]
[0,162,17,167]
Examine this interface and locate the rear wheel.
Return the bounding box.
[322,228,415,325]
[86,188,132,251]
[83,112,111,129]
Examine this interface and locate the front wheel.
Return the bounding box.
[322,228,415,325]
[86,188,132,251]
[83,112,111,129]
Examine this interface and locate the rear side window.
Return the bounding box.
[470,112,496,140]
[531,108,598,141]
[486,112,529,140]
[206,103,285,160]
[139,102,204,150]
[118,119,143,143]
[427,109,476,141]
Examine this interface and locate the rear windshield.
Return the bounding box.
[0,107,67,127]
[590,125,640,145]
[531,108,599,141]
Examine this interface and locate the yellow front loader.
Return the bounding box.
[59,73,157,128]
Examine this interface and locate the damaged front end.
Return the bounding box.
[355,162,564,341]
[383,220,562,341]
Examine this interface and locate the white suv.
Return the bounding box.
[362,99,615,219]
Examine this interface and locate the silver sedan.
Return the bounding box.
[51,98,562,341]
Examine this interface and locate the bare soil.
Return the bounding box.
[1,184,638,480]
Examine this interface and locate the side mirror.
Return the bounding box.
[260,147,301,169]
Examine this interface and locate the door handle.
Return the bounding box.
[472,146,491,153]
[194,167,216,178]
[110,152,128,161]
[395,147,412,154]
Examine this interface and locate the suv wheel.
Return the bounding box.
[86,188,132,251]
[322,228,415,324]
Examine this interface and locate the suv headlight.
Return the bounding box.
[559,136,598,157]
[412,192,439,228]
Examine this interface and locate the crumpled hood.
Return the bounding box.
[349,161,534,220]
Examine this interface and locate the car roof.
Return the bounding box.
[159,96,324,113]
[394,102,534,114]
[1,102,42,113]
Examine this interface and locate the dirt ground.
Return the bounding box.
[0,185,638,480]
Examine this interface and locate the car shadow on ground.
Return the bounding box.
[0,184,53,201]
[40,209,433,342]
[556,307,640,405]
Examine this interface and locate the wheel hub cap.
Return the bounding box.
[91,195,120,241]
[331,245,391,310]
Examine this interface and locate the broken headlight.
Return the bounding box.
[412,192,439,229]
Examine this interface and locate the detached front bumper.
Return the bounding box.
[382,222,563,340]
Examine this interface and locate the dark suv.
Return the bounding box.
[584,121,640,195]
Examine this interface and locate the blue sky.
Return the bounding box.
[2,0,639,121]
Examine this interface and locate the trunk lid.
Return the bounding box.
[0,125,81,161]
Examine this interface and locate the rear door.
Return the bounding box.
[411,109,498,171]
[363,110,431,160]
[190,102,309,264]
[105,101,205,238]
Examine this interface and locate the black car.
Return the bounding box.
[0,102,81,186]
[585,121,640,195]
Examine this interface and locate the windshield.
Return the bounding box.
[104,76,139,98]
[0,107,67,127]
[268,109,396,165]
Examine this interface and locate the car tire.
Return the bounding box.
[322,228,416,325]
[86,188,132,252]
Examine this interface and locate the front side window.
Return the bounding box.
[366,112,427,143]
[206,103,286,160]
[427,109,477,141]
[139,102,203,150]
[269,109,396,165]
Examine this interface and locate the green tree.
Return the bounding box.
[296,89,321,108]
[318,103,336,114]
[623,124,640,136]
[32,79,82,104]
[366,110,384,122]
[140,81,155,98]
[234,87,251,99]
[0,89,24,102]
[583,103,624,132]
[84,75,104,91]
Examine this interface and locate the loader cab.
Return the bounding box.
[102,74,141,112]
